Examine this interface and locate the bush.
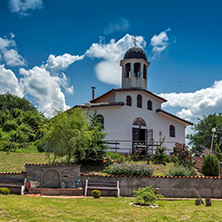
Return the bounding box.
[173,143,191,166]
[202,154,220,176]
[151,146,169,164]
[151,132,169,164]
[91,190,101,198]
[0,187,10,195]
[133,186,163,205]
[166,165,195,176]
[106,163,154,176]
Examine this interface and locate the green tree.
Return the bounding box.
[75,111,107,163]
[202,154,220,176]
[151,132,169,164]
[38,108,107,163]
[0,93,46,151]
[187,113,222,152]
[215,143,222,162]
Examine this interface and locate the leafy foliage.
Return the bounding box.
[0,187,10,195]
[187,113,222,152]
[166,165,195,176]
[106,163,154,176]
[215,143,222,162]
[202,154,220,176]
[38,108,107,163]
[91,190,101,198]
[0,93,46,152]
[74,111,107,163]
[172,143,191,166]
[133,186,163,205]
[151,132,169,164]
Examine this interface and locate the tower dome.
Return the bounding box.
[120,47,150,90]
[123,47,147,61]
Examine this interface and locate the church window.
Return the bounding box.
[143,64,147,80]
[134,63,140,77]
[133,117,146,127]
[126,95,132,106]
[96,115,104,128]
[170,125,175,137]
[125,63,131,78]
[137,94,142,108]
[147,100,152,110]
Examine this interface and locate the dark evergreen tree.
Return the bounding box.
[202,154,220,176]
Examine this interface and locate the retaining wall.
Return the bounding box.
[81,174,222,198]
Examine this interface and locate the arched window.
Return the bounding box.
[143,64,147,80]
[147,100,152,110]
[170,125,175,137]
[96,115,104,128]
[133,118,146,127]
[134,63,140,77]
[137,94,142,108]
[126,95,132,106]
[125,63,131,78]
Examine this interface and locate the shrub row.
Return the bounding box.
[106,163,154,176]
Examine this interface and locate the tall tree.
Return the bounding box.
[187,113,222,152]
[38,108,107,163]
[0,93,46,151]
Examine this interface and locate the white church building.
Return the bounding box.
[77,46,192,155]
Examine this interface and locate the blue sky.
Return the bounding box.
[1,0,222,128]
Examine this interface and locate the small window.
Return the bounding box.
[147,100,152,110]
[143,64,147,80]
[96,115,104,128]
[134,63,140,77]
[170,125,175,137]
[126,95,132,106]
[137,94,142,108]
[125,63,131,78]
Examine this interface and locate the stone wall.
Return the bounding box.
[81,174,222,198]
[0,172,25,181]
[25,164,80,188]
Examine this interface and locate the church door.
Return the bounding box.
[132,128,146,154]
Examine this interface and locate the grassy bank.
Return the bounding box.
[0,195,221,221]
[0,151,60,172]
[0,151,174,175]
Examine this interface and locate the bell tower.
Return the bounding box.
[120,46,150,90]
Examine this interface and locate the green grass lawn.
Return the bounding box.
[0,195,221,221]
[0,151,67,172]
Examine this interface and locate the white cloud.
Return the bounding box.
[150,28,171,57]
[104,18,130,35]
[86,34,146,86]
[8,0,43,16]
[0,64,23,97]
[95,61,121,85]
[19,53,83,117]
[20,66,69,117]
[160,80,222,123]
[0,34,25,66]
[45,53,84,74]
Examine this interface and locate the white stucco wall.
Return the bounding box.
[86,90,187,154]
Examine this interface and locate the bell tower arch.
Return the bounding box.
[120,47,150,90]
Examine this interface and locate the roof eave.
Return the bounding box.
[156,109,193,126]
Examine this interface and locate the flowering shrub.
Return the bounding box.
[166,165,195,176]
[106,163,154,176]
[172,143,191,166]
[103,155,117,167]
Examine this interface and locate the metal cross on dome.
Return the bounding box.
[132,35,138,47]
